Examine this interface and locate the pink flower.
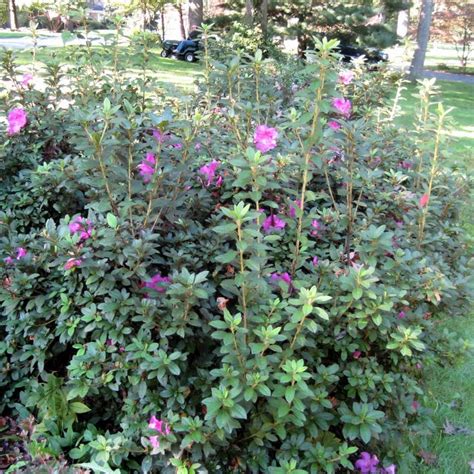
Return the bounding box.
[352,350,362,359]
[411,400,420,411]
[216,175,223,187]
[270,272,292,287]
[149,435,160,450]
[332,98,352,118]
[382,465,396,474]
[148,416,171,435]
[312,256,319,267]
[289,200,301,218]
[398,311,406,319]
[355,452,379,473]
[16,247,27,259]
[262,214,286,232]
[416,362,422,369]
[328,120,341,130]
[195,142,201,151]
[21,74,33,87]
[338,70,355,85]
[64,258,82,270]
[153,129,167,143]
[148,415,163,432]
[7,108,27,135]
[69,216,93,241]
[173,143,183,150]
[311,219,322,237]
[144,273,172,294]
[4,256,14,265]
[419,194,429,208]
[199,160,220,186]
[400,160,413,170]
[138,152,156,182]
[254,125,278,153]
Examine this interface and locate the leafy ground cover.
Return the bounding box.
[0,34,472,473]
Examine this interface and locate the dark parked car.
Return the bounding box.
[337,44,388,64]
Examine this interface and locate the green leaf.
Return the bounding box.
[70,402,91,414]
[106,213,118,229]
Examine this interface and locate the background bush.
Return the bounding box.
[0,34,472,474]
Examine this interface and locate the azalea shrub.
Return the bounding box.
[0,35,473,474]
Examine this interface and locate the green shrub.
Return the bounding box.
[0,36,472,474]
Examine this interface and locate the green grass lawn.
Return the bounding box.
[414,315,474,473]
[396,80,474,168]
[397,79,474,473]
[12,45,202,89]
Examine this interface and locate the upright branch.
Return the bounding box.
[417,104,448,247]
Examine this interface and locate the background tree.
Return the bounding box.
[409,0,434,79]
[432,0,474,70]
[188,0,203,31]
[8,0,18,30]
[223,0,407,55]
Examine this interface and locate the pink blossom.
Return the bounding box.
[216,175,223,187]
[419,194,429,208]
[173,143,183,150]
[328,120,341,130]
[138,152,156,182]
[331,97,352,118]
[64,258,82,270]
[149,435,160,450]
[16,247,27,259]
[352,350,362,359]
[270,272,292,287]
[4,256,14,265]
[153,129,167,143]
[119,346,125,353]
[69,216,93,241]
[395,221,403,229]
[416,362,422,369]
[312,256,319,267]
[106,339,114,346]
[148,415,163,432]
[398,311,406,319]
[382,465,396,474]
[311,219,322,237]
[254,125,278,153]
[144,273,172,294]
[411,400,420,411]
[195,142,201,151]
[338,70,355,85]
[21,74,33,87]
[199,160,220,186]
[7,108,27,135]
[289,200,301,218]
[148,416,171,435]
[400,160,413,170]
[355,452,379,473]
[262,214,286,232]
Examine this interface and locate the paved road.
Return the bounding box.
[0,34,108,50]
[423,70,474,85]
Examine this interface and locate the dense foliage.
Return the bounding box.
[0,33,472,474]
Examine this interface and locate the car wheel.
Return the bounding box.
[161,49,169,58]
[185,52,195,62]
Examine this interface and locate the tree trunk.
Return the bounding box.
[177,3,186,39]
[409,0,434,80]
[8,0,18,30]
[188,0,203,31]
[160,6,165,40]
[244,0,253,26]
[261,0,268,39]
